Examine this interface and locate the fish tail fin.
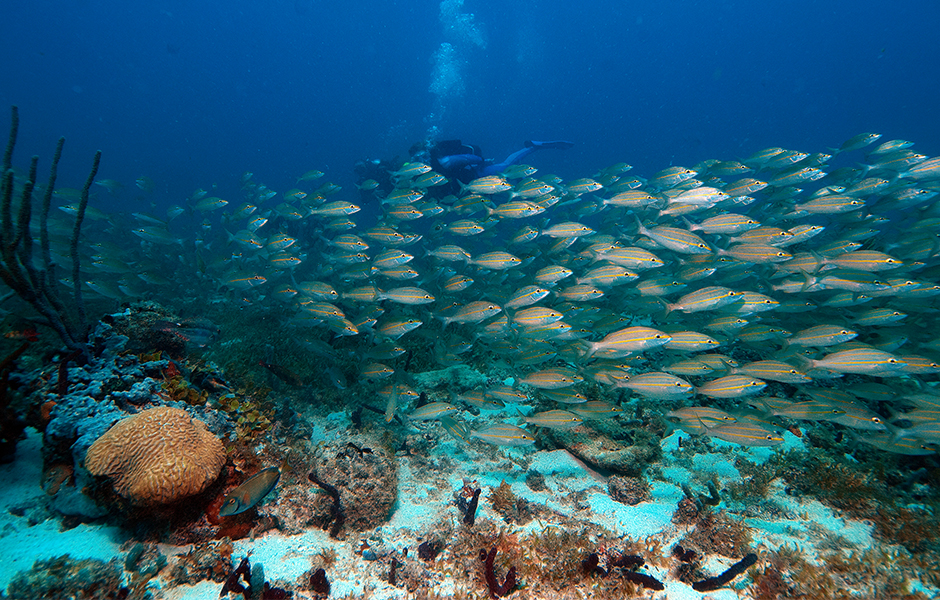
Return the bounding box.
[882,420,908,443]
[630,214,644,235]
[799,272,817,293]
[577,339,596,362]
[855,162,874,177]
[808,251,826,275]
[790,353,815,373]
[695,416,715,436]
[658,297,673,320]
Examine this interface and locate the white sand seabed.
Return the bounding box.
[0,428,127,592]
[1,417,925,600]
[0,425,798,599]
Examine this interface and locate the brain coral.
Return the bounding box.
[85,406,226,506]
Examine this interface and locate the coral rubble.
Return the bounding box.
[5,555,125,600]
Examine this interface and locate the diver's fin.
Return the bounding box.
[526,140,574,150]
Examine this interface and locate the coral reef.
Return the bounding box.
[386,550,438,594]
[160,372,209,406]
[517,526,604,588]
[433,520,682,599]
[123,542,167,578]
[122,541,167,598]
[607,475,650,505]
[488,479,541,525]
[108,301,217,358]
[870,505,939,553]
[219,555,293,600]
[746,545,936,600]
[418,540,444,561]
[264,481,331,535]
[5,555,126,600]
[0,340,29,462]
[547,424,660,476]
[216,385,274,440]
[581,550,665,590]
[85,406,226,505]
[307,436,398,536]
[725,454,777,502]
[781,455,877,514]
[10,315,235,519]
[677,509,753,559]
[671,496,701,525]
[166,538,234,585]
[780,453,940,554]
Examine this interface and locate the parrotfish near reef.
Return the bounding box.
[218,467,281,517]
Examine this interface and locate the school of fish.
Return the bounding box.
[56,132,940,455]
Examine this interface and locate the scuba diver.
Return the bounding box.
[424,139,574,184]
[353,138,573,201]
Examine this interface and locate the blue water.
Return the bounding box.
[4,4,940,597]
[2,0,938,213]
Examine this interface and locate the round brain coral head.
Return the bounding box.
[85,406,226,506]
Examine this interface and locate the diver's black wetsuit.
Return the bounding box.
[429,139,574,184]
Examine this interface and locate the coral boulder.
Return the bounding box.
[309,437,398,534]
[84,406,226,506]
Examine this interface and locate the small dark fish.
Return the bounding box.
[219,467,281,517]
[259,360,305,386]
